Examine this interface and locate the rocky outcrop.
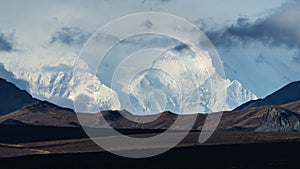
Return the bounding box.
[255,107,300,132]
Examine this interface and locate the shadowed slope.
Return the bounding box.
[0,78,36,115]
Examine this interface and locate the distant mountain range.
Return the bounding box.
[1,78,300,132]
[0,46,257,114]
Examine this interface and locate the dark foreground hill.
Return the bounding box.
[235,81,300,110]
[0,78,36,115]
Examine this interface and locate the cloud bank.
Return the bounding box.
[50,27,91,47]
[207,1,300,50]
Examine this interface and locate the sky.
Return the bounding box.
[1,0,299,100]
[0,0,286,49]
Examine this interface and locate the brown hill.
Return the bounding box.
[217,100,300,130]
[0,101,80,127]
[1,100,300,132]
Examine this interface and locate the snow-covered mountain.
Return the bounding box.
[0,53,121,112]
[127,47,257,114]
[0,45,256,114]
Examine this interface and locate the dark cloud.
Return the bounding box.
[173,43,188,51]
[50,27,91,47]
[141,20,153,29]
[206,1,300,50]
[0,32,14,52]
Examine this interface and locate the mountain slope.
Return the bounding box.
[0,78,80,126]
[219,104,300,131]
[0,78,36,115]
[255,107,300,132]
[235,81,300,110]
[0,101,79,127]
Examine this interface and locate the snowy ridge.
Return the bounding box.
[128,47,257,114]
[0,47,256,114]
[0,53,121,112]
